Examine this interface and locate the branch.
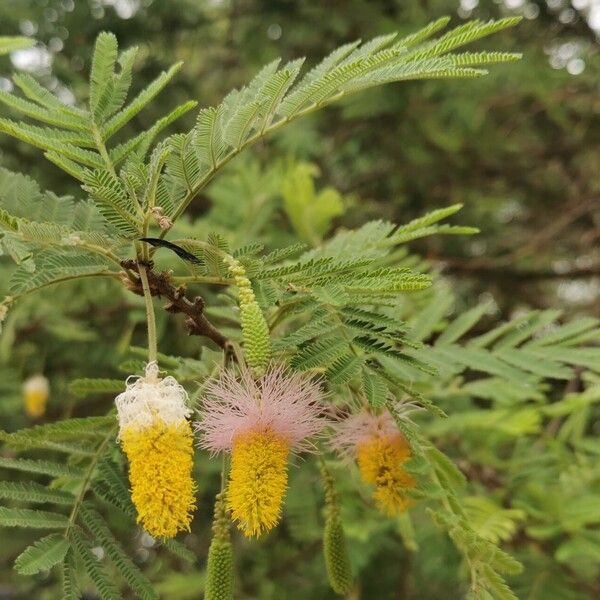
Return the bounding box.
[121,260,232,351]
[432,256,600,281]
[492,197,598,267]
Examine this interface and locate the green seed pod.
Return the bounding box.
[224,256,271,376]
[324,515,353,596]
[205,539,234,600]
[205,492,235,600]
[321,463,353,596]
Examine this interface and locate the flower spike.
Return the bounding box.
[196,365,328,537]
[22,374,50,419]
[115,362,196,538]
[330,407,417,516]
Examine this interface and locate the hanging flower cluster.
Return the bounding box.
[196,365,327,537]
[111,356,417,548]
[115,362,196,538]
[331,408,416,516]
[22,374,49,419]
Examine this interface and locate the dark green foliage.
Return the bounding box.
[14,533,70,575]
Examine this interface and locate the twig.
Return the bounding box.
[64,424,118,540]
[122,260,233,353]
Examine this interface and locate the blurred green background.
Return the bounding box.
[0,1,599,598]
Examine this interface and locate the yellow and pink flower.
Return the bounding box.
[196,365,327,537]
[330,408,417,516]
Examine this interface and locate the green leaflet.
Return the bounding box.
[464,497,525,544]
[82,168,141,236]
[429,508,523,600]
[71,525,121,600]
[61,550,80,600]
[14,534,70,575]
[9,250,114,295]
[158,17,522,222]
[0,481,73,505]
[160,538,196,564]
[0,457,83,478]
[361,370,389,408]
[81,504,158,600]
[281,162,344,244]
[103,62,184,139]
[68,378,125,397]
[0,507,69,528]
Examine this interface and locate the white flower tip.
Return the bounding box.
[23,374,49,395]
[115,365,190,434]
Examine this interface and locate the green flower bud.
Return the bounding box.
[324,515,353,596]
[321,463,353,596]
[240,302,271,376]
[205,492,235,600]
[205,539,234,600]
[224,256,271,376]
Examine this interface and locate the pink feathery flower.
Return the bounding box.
[196,364,328,453]
[329,403,420,458]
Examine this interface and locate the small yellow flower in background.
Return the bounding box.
[115,362,196,538]
[22,374,49,419]
[331,407,417,516]
[196,366,327,538]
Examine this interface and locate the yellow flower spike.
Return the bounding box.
[330,407,420,517]
[23,375,49,419]
[115,363,197,538]
[228,430,289,537]
[356,434,416,516]
[121,420,196,538]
